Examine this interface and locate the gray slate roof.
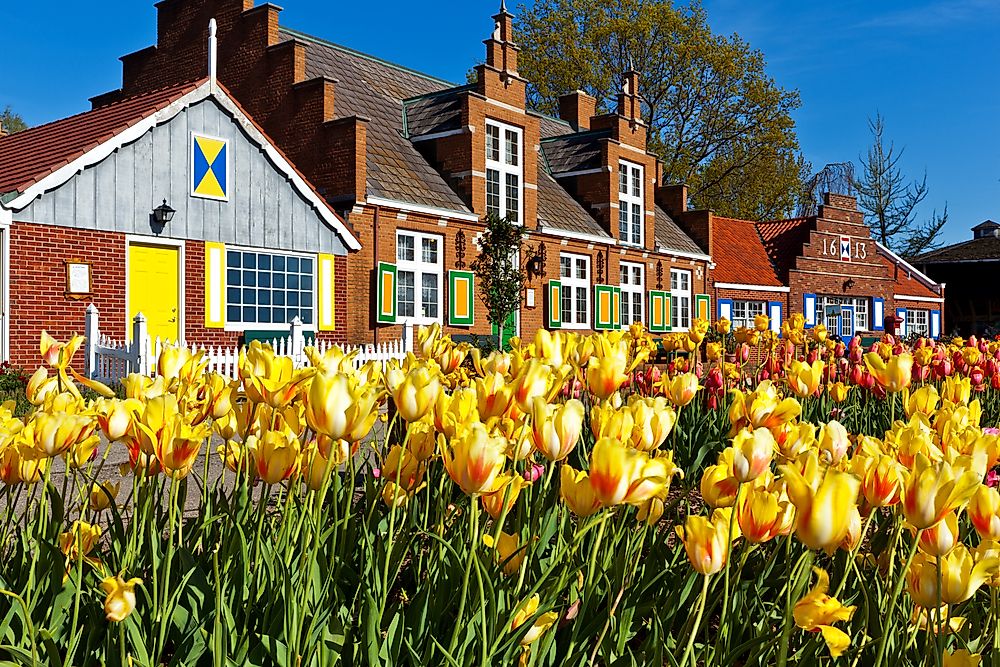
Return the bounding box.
[541,130,609,174]
[914,236,1000,264]
[280,27,703,255]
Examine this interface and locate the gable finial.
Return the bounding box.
[208,18,218,87]
[499,0,507,13]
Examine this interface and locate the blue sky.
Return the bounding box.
[5,1,998,246]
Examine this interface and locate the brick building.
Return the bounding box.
[0,76,358,367]
[91,0,714,346]
[661,190,946,338]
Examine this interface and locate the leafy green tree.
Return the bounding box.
[516,0,806,219]
[0,106,27,135]
[471,214,526,348]
[854,113,947,257]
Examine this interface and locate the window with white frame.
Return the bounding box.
[906,308,930,336]
[396,231,443,324]
[618,161,643,246]
[670,268,691,331]
[814,295,869,334]
[226,249,314,328]
[619,261,644,325]
[485,120,522,224]
[731,300,767,330]
[559,253,590,328]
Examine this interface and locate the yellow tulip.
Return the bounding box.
[701,450,740,508]
[663,373,700,407]
[406,418,437,461]
[810,323,829,343]
[475,371,514,420]
[587,437,646,507]
[753,314,770,332]
[786,359,824,399]
[942,649,982,667]
[917,510,960,557]
[908,546,999,607]
[440,423,506,495]
[942,376,972,406]
[860,454,903,508]
[88,481,121,512]
[910,605,966,635]
[31,412,95,458]
[512,360,559,412]
[705,342,722,361]
[305,370,378,442]
[793,568,856,658]
[249,429,301,485]
[590,401,635,443]
[901,453,981,530]
[828,382,849,404]
[737,484,793,544]
[628,396,676,451]
[381,445,423,493]
[780,465,860,551]
[59,520,101,566]
[94,399,139,441]
[26,367,58,406]
[863,351,913,393]
[511,594,558,645]
[730,427,775,483]
[391,364,441,423]
[675,513,729,574]
[239,341,314,408]
[729,381,801,433]
[817,420,850,464]
[433,388,479,440]
[100,573,142,622]
[906,385,940,418]
[968,484,1000,540]
[560,465,602,517]
[481,472,530,520]
[586,336,632,400]
[530,397,584,462]
[715,318,732,334]
[483,531,525,576]
[622,451,679,505]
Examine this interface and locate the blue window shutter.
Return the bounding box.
[803,293,816,328]
[718,298,734,322]
[896,308,907,336]
[931,310,941,339]
[768,301,782,333]
[872,298,885,331]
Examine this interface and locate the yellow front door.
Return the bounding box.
[128,243,180,343]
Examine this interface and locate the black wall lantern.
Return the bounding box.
[153,199,176,225]
[528,242,547,277]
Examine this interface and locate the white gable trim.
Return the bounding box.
[714,282,790,293]
[536,225,616,246]
[365,196,480,222]
[655,247,712,262]
[2,81,361,251]
[894,294,945,304]
[874,241,940,292]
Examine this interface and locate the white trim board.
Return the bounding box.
[894,294,945,304]
[536,225,616,246]
[874,241,942,292]
[365,196,480,223]
[714,282,790,293]
[2,81,361,252]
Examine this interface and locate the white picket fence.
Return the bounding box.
[83,303,412,384]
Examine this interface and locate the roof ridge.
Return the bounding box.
[279,26,457,88]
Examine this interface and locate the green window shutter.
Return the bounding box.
[448,270,475,326]
[695,294,711,322]
[613,287,622,330]
[547,280,562,329]
[648,290,673,333]
[594,285,615,331]
[375,262,397,324]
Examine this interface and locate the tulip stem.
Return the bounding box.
[448,500,479,656]
[679,574,710,667]
[777,549,814,667]
[715,482,743,658]
[873,530,922,667]
[834,510,875,597]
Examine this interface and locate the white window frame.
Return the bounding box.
[731,299,767,330]
[814,295,870,334]
[559,252,590,330]
[670,268,692,331]
[223,245,315,332]
[906,308,930,336]
[617,160,644,246]
[396,230,444,326]
[485,120,523,224]
[619,261,644,325]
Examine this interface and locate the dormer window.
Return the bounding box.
[486,120,522,223]
[618,160,643,245]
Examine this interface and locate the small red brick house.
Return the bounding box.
[88,0,714,346]
[0,76,359,367]
[660,188,946,338]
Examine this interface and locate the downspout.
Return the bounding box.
[372,203,380,345]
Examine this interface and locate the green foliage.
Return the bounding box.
[470,214,527,344]
[0,106,27,135]
[516,0,807,219]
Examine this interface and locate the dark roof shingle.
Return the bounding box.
[915,237,1000,264]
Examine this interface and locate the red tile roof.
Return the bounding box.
[0,80,202,197]
[877,249,942,299]
[711,216,784,287]
[756,217,814,280]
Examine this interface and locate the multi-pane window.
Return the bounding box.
[485,120,522,223]
[226,249,314,327]
[617,161,643,246]
[814,296,870,334]
[731,300,767,330]
[619,261,644,325]
[559,253,590,329]
[397,231,442,323]
[670,268,691,331]
[906,308,930,336]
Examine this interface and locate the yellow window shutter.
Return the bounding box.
[204,242,226,328]
[317,253,336,331]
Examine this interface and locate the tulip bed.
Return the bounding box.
[2,319,1000,666]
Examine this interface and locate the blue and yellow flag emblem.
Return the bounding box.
[192,134,228,199]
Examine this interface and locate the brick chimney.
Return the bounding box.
[558,90,596,132]
[617,67,643,123]
[484,1,518,77]
[657,183,688,216]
